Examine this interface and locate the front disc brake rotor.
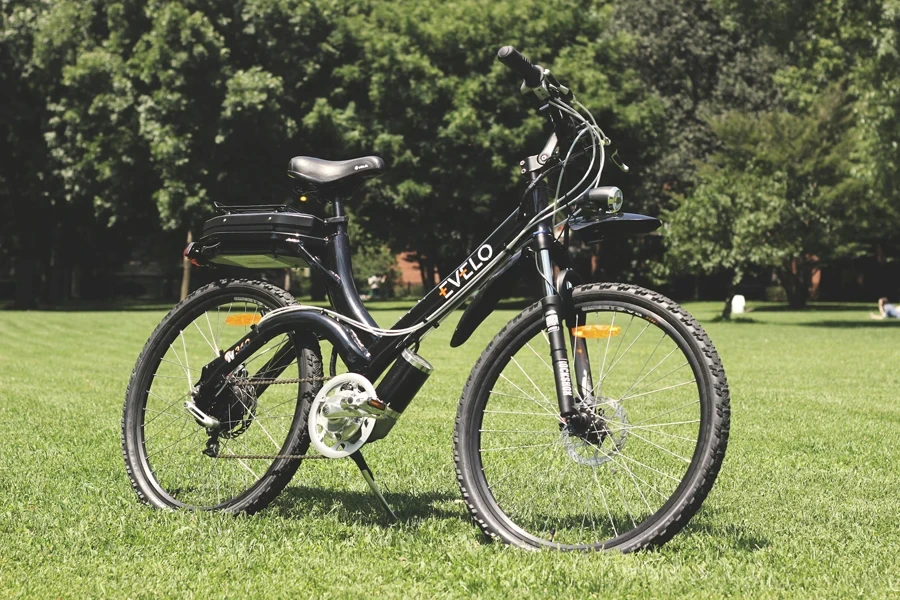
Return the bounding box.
[562,399,628,467]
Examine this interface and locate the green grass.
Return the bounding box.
[1,299,898,598]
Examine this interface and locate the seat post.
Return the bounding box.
[332,198,346,218]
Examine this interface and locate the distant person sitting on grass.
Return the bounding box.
[367,274,386,300]
[870,297,900,319]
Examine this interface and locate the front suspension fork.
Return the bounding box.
[534,233,594,418]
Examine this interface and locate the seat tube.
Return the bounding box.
[529,180,576,418]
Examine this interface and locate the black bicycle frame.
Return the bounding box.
[193,129,592,422]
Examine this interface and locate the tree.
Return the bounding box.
[38,0,343,298]
[614,0,784,205]
[306,0,660,286]
[665,89,883,311]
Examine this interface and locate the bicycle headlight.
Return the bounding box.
[585,186,624,214]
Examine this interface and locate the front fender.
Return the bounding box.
[569,212,661,244]
[450,250,526,347]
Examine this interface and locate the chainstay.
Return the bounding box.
[220,375,333,459]
[216,453,331,460]
[228,376,331,386]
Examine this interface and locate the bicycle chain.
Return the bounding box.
[217,375,334,460]
[228,375,331,386]
[216,453,331,460]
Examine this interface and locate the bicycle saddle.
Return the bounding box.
[287,156,386,188]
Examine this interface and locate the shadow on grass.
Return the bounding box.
[270,485,462,527]
[2,302,174,312]
[679,517,771,552]
[710,316,759,324]
[750,304,868,313]
[792,319,900,328]
[270,487,769,553]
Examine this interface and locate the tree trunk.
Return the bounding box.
[283,269,291,293]
[70,265,82,300]
[779,259,808,309]
[418,255,428,289]
[721,279,735,320]
[418,253,437,291]
[721,295,734,320]
[13,256,36,309]
[180,230,193,301]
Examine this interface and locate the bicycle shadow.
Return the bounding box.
[268,485,464,527]
[677,513,770,552]
[268,487,769,552]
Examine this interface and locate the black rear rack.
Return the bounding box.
[213,202,304,215]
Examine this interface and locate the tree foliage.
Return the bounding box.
[1,0,899,307]
[665,90,880,309]
[663,0,900,310]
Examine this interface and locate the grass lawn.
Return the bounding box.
[0,298,898,598]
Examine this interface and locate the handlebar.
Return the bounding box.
[497,46,543,88]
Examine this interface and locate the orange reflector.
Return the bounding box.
[225,313,261,327]
[571,324,621,339]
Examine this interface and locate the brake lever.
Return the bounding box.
[610,148,630,173]
[544,71,573,102]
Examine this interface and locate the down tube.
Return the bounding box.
[365,208,526,377]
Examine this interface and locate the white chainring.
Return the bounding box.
[308,373,377,459]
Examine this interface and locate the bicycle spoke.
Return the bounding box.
[597,312,616,392]
[483,409,561,418]
[497,374,558,416]
[129,292,314,510]
[627,361,690,397]
[509,356,555,407]
[593,319,651,393]
[620,343,678,399]
[630,399,700,426]
[598,313,635,384]
[626,430,692,464]
[525,342,554,373]
[620,379,696,401]
[475,300,710,548]
[480,429,560,435]
[193,320,218,358]
[480,442,558,453]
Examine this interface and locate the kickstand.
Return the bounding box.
[350,451,398,521]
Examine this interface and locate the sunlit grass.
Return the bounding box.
[0,300,898,597]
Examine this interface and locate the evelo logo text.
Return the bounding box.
[438,244,493,301]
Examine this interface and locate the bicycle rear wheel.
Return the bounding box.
[121,279,323,513]
[454,283,730,551]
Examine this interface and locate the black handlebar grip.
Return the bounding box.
[497,46,543,88]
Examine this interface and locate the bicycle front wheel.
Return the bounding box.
[454,283,730,551]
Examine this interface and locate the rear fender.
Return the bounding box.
[195,307,371,399]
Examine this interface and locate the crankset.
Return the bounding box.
[307,373,385,458]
